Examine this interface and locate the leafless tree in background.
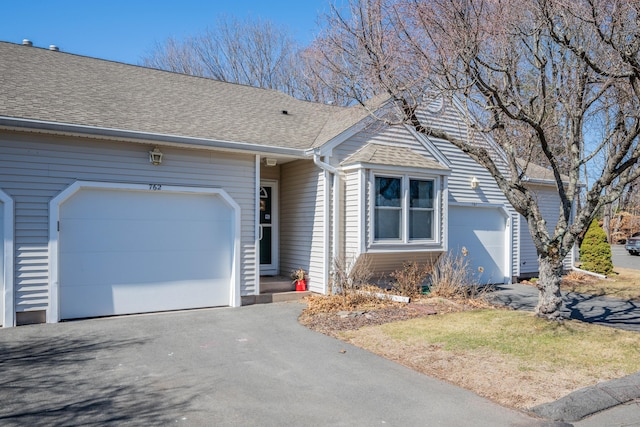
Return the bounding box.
[312,0,640,320]
[141,15,351,105]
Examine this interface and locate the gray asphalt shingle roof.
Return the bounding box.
[516,158,570,183]
[0,41,356,150]
[342,143,450,171]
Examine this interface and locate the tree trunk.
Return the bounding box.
[535,255,564,320]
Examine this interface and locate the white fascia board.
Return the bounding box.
[307,120,370,157]
[405,125,453,168]
[0,116,306,158]
[341,162,451,176]
[449,201,511,216]
[523,177,577,187]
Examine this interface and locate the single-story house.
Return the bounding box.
[0,41,564,327]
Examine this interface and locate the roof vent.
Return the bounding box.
[22,39,32,46]
[49,45,59,51]
[281,110,288,115]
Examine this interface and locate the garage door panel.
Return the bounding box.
[61,218,233,253]
[59,187,234,320]
[62,190,231,221]
[449,206,506,285]
[62,279,229,319]
[60,248,231,287]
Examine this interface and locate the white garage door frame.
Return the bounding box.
[448,202,512,284]
[0,189,14,328]
[47,181,241,323]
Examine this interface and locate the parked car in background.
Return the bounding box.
[625,232,640,255]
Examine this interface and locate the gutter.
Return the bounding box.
[0,116,306,158]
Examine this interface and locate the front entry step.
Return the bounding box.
[239,276,311,306]
[241,290,311,306]
[260,276,295,293]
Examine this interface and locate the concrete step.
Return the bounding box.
[260,276,295,293]
[242,290,311,306]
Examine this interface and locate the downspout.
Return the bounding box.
[313,151,340,294]
[569,240,608,279]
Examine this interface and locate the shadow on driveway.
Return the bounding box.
[0,333,192,427]
[490,284,640,332]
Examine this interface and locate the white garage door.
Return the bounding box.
[449,206,507,284]
[59,187,234,320]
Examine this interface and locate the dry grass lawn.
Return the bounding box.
[336,308,640,410]
[301,270,640,411]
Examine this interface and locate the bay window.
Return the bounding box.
[374,174,435,242]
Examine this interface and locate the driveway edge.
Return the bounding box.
[531,371,640,422]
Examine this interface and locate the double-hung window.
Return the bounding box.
[374,175,435,242]
[374,177,402,239]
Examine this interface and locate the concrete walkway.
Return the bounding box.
[490,284,640,426]
[0,302,555,427]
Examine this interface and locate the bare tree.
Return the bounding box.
[314,0,640,320]
[142,16,304,98]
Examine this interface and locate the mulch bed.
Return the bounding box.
[299,299,473,337]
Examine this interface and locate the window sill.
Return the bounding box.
[366,242,444,253]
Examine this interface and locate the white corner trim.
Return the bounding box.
[48,181,242,323]
[1,189,14,328]
[255,155,261,295]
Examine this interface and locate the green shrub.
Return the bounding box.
[580,220,614,275]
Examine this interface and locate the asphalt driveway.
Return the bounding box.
[0,302,553,426]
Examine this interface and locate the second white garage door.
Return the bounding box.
[58,186,235,320]
[449,206,508,284]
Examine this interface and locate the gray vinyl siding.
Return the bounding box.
[416,105,520,277]
[280,160,326,292]
[260,164,281,181]
[333,124,437,164]
[0,131,257,315]
[519,183,571,275]
[366,252,442,279]
[326,126,448,278]
[331,104,521,279]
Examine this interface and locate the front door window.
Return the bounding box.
[259,182,278,275]
[260,186,272,265]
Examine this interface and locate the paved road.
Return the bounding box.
[611,244,640,270]
[0,303,553,427]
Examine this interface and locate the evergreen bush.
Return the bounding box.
[580,220,614,275]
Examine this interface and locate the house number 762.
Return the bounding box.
[149,184,162,190]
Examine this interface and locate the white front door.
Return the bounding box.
[259,181,278,275]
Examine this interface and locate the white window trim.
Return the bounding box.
[368,171,441,248]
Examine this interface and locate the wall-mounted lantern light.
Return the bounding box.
[470,176,480,189]
[149,147,163,165]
